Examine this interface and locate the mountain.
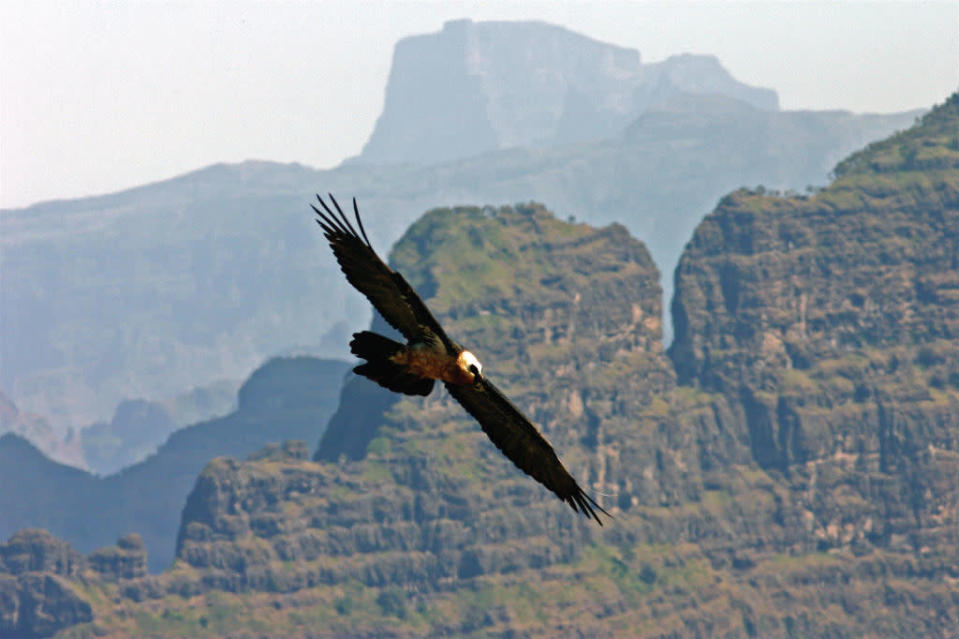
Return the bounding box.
[80,399,177,476]
[1,98,916,433]
[6,97,957,635]
[99,202,682,636]
[0,391,84,467]
[0,356,348,573]
[0,20,916,433]
[356,19,777,166]
[668,90,959,553]
[80,377,242,476]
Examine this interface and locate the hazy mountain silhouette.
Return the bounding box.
[0,20,919,444]
[355,19,777,165]
[0,356,348,572]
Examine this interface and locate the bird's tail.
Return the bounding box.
[350,331,434,397]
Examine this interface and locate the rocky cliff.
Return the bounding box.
[5,114,959,637]
[3,94,956,639]
[669,94,959,497]
[0,530,132,638]
[0,357,348,573]
[2,78,913,434]
[667,93,959,628]
[172,204,673,592]
[357,19,778,166]
[57,95,959,637]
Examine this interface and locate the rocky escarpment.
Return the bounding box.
[0,356,349,573]
[319,204,673,471]
[91,203,754,636]
[0,530,147,638]
[4,97,958,637]
[174,204,675,586]
[140,105,959,636]
[670,94,959,557]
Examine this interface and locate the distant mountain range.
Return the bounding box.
[0,356,348,572]
[2,93,957,637]
[0,20,919,439]
[355,19,778,165]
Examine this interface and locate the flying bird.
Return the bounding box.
[312,194,608,524]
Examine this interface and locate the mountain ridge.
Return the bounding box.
[1,91,953,638]
[356,18,778,166]
[1,93,917,431]
[3,92,959,632]
[0,357,349,574]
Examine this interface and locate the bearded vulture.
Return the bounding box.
[312,194,608,524]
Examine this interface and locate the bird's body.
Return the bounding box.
[391,344,480,386]
[312,194,608,524]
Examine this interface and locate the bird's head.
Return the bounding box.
[457,350,483,386]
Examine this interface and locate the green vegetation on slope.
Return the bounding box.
[4,94,959,639]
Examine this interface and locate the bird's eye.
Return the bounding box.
[469,364,480,376]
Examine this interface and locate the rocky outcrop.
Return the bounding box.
[0,531,93,638]
[357,19,778,166]
[88,534,148,581]
[670,94,959,557]
[0,356,349,572]
[0,530,151,638]
[0,574,93,639]
[0,530,84,578]
[142,99,959,637]
[169,204,672,597]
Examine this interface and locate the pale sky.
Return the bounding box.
[2,0,957,209]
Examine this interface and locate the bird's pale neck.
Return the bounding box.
[457,350,483,379]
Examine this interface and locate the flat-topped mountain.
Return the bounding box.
[357,19,777,166]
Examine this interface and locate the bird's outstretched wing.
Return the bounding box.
[312,194,454,351]
[445,378,609,524]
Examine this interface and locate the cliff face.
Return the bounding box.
[90,203,749,637]
[319,204,672,473]
[357,19,777,166]
[2,87,912,435]
[670,94,959,557]
[94,97,957,637]
[5,103,959,636]
[177,204,674,584]
[0,530,124,638]
[0,357,348,573]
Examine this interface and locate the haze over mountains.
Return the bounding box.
[1,92,957,636]
[0,357,348,573]
[0,21,921,464]
[355,19,778,165]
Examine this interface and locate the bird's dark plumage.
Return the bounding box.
[444,378,606,523]
[311,195,454,351]
[312,194,608,524]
